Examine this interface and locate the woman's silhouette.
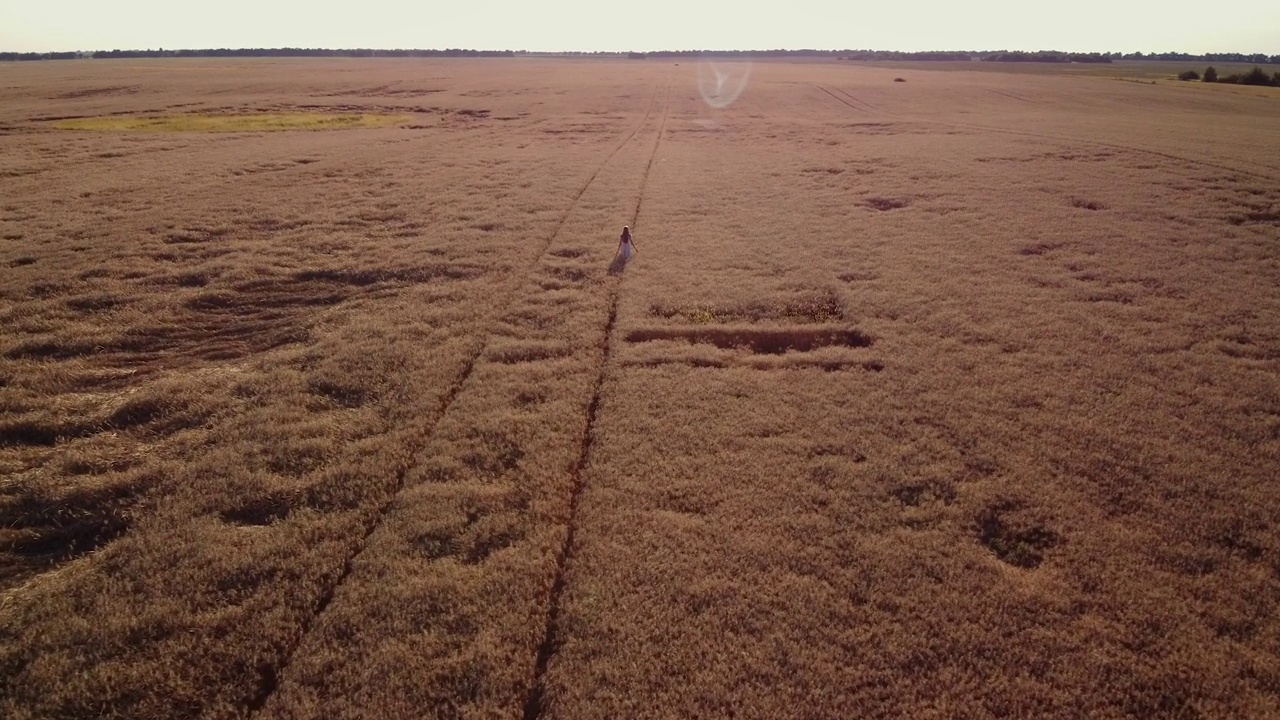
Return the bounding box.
[616,226,636,262]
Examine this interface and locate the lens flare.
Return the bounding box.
[697,60,751,109]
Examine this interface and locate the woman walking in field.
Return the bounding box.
[616,226,636,262]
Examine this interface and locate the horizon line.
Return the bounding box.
[4,47,1280,59]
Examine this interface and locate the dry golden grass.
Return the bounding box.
[1,57,1278,720]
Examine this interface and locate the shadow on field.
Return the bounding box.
[977,500,1060,568]
[625,326,873,354]
[649,290,844,324]
[0,479,144,587]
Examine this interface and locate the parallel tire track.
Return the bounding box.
[521,80,673,720]
[988,88,1038,105]
[816,82,1280,183]
[936,115,1280,184]
[537,84,662,258]
[243,83,664,717]
[815,83,876,114]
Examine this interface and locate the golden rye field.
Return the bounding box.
[0,57,1278,719]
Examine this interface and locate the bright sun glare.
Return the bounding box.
[697,60,752,109]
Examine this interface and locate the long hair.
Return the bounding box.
[621,226,631,242]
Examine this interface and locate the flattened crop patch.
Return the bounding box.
[52,112,412,133]
[865,197,909,211]
[0,479,145,588]
[625,326,873,354]
[977,501,1059,569]
[649,291,844,325]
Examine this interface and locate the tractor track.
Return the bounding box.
[539,84,663,255]
[520,80,673,720]
[815,82,1280,183]
[814,83,877,114]
[987,88,1039,105]
[242,81,664,718]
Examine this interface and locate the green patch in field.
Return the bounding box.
[53,112,412,132]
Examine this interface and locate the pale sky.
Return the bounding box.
[2,0,1278,55]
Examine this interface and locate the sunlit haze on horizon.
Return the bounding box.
[2,0,1279,54]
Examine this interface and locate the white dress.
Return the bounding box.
[617,237,633,260]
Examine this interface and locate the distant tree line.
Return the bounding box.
[1129,51,1279,63]
[840,50,1278,64]
[0,51,84,61]
[3,47,1279,63]
[979,51,1113,63]
[840,51,975,61]
[1180,66,1280,86]
[621,49,869,58]
[0,48,515,61]
[601,49,1111,62]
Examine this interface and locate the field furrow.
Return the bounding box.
[253,78,672,720]
[522,80,673,720]
[242,78,666,718]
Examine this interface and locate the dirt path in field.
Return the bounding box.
[521,80,673,720]
[243,83,665,716]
